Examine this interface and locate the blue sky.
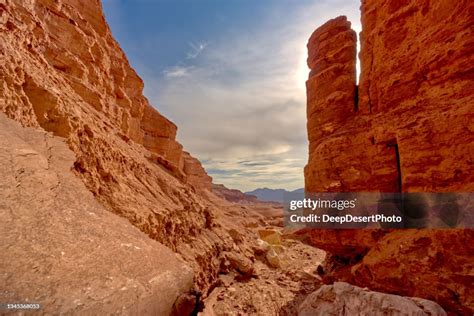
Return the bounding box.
[102,0,360,191]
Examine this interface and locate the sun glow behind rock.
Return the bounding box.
[296,48,309,91]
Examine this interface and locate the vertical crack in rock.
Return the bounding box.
[388,142,402,192]
[354,84,359,112]
[366,50,374,114]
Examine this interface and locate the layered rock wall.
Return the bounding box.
[0,0,217,245]
[1,0,186,171]
[306,9,474,193]
[0,0,229,297]
[358,0,474,192]
[183,151,213,191]
[304,1,474,313]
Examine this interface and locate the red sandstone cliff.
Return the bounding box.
[183,151,213,191]
[0,0,219,236]
[303,1,474,313]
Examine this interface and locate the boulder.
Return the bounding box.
[298,282,447,316]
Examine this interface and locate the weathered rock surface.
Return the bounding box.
[0,0,233,299]
[291,228,385,259]
[0,0,215,247]
[306,16,357,169]
[4,0,470,314]
[0,113,194,315]
[304,1,474,314]
[351,229,474,314]
[201,231,326,316]
[298,282,447,316]
[306,8,474,194]
[184,151,213,191]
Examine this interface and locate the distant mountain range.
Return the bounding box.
[245,188,304,203]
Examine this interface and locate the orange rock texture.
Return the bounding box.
[304,1,474,314]
[0,113,195,314]
[1,0,205,241]
[183,151,213,191]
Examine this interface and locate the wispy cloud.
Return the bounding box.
[162,66,194,78]
[187,41,208,59]
[162,42,208,78]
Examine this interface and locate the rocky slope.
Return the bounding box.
[1,0,206,246]
[0,113,194,315]
[0,0,281,310]
[303,1,474,314]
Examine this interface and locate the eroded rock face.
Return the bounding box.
[184,151,213,191]
[0,0,230,298]
[0,113,194,315]
[304,1,474,313]
[2,0,182,159]
[306,16,357,173]
[351,229,474,314]
[0,0,212,247]
[306,7,474,193]
[298,282,447,316]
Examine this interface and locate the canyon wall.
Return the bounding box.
[304,0,474,314]
[0,0,212,247]
[183,151,213,191]
[0,0,235,300]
